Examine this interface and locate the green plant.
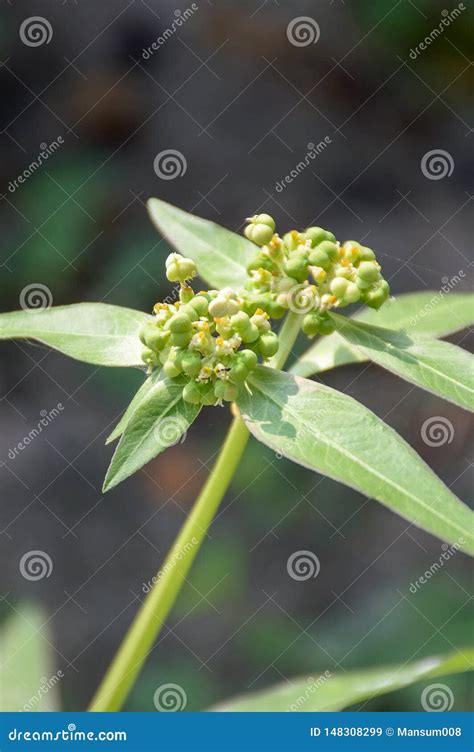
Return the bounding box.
[1,199,472,712]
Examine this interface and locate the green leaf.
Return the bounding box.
[330,314,474,412]
[103,372,200,491]
[238,367,474,554]
[211,649,474,711]
[0,303,151,368]
[106,373,157,444]
[292,292,474,377]
[147,198,255,290]
[0,603,61,711]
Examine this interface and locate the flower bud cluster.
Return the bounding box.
[139,254,279,405]
[243,216,390,337]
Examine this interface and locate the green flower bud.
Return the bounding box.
[228,361,249,383]
[179,285,194,304]
[357,261,379,283]
[165,253,197,283]
[168,312,192,333]
[178,303,200,321]
[245,223,274,246]
[282,231,300,252]
[182,381,202,404]
[230,311,251,333]
[141,347,158,366]
[363,280,390,310]
[181,351,202,377]
[258,331,279,358]
[255,213,276,230]
[163,358,181,378]
[190,295,209,316]
[304,227,336,246]
[145,328,171,351]
[266,300,287,319]
[283,257,308,283]
[240,322,260,343]
[208,297,229,318]
[302,312,321,337]
[317,240,339,262]
[358,246,376,262]
[330,277,349,299]
[318,314,336,335]
[247,255,275,274]
[171,330,192,348]
[239,349,258,370]
[198,381,216,406]
[356,276,372,290]
[308,247,331,270]
[342,282,361,305]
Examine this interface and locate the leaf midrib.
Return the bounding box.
[247,376,470,542]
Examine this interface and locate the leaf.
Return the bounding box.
[106,373,157,444]
[147,198,255,290]
[211,649,474,711]
[292,292,474,377]
[0,303,151,368]
[238,367,474,554]
[0,603,61,711]
[103,372,200,491]
[329,314,474,412]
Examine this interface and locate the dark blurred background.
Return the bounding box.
[0,0,472,712]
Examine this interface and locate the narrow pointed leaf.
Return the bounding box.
[106,374,158,445]
[147,198,255,290]
[292,292,474,377]
[330,314,474,412]
[103,373,200,492]
[0,303,151,367]
[211,649,474,711]
[238,367,474,554]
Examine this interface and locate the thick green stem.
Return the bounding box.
[88,311,302,712]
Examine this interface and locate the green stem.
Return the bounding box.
[88,311,301,712]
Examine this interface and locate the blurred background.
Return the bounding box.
[0,0,472,712]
